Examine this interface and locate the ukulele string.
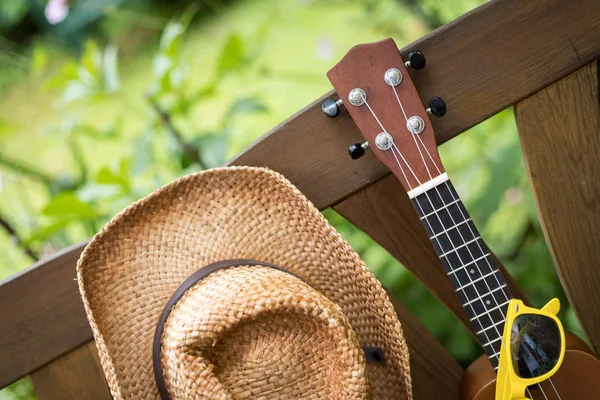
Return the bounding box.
[405,110,555,400]
[390,85,560,400]
[363,98,422,185]
[361,95,500,353]
[389,86,505,361]
[440,181,558,400]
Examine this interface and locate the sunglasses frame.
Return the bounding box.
[495,298,566,400]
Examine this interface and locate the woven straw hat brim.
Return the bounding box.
[77,166,412,399]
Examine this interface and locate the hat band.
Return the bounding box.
[152,259,384,400]
[153,259,300,399]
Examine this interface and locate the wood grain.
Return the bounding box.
[387,292,462,399]
[231,0,600,209]
[0,242,89,388]
[515,61,600,354]
[333,175,526,331]
[327,38,444,191]
[30,341,111,400]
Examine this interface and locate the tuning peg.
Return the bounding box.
[426,96,447,117]
[405,51,426,70]
[322,98,344,118]
[348,142,369,160]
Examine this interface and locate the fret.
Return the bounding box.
[476,318,506,335]
[440,237,482,259]
[469,300,510,322]
[431,218,471,240]
[464,284,507,306]
[483,336,503,347]
[419,198,460,220]
[456,270,500,292]
[448,253,491,275]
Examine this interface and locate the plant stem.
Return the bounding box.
[0,153,56,186]
[146,95,206,169]
[401,0,444,29]
[0,215,39,262]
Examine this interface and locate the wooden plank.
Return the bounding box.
[515,61,600,353]
[333,175,526,331]
[30,341,111,400]
[387,292,462,400]
[231,0,600,209]
[0,242,90,388]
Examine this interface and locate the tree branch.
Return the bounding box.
[504,219,536,261]
[0,215,38,262]
[0,152,56,186]
[146,95,206,169]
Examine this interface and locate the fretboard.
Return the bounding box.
[410,177,513,369]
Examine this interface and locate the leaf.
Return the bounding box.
[79,40,102,82]
[102,44,120,92]
[76,183,121,201]
[160,20,185,58]
[95,159,131,193]
[75,119,121,139]
[41,192,97,219]
[30,45,49,77]
[217,34,245,74]
[226,97,267,118]
[192,133,229,168]
[131,128,155,174]
[22,219,73,246]
[0,0,29,31]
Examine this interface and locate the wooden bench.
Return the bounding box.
[2,0,600,398]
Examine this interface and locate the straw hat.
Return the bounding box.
[77,166,412,399]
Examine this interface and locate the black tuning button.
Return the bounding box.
[348,142,369,160]
[427,96,447,117]
[405,51,426,70]
[322,98,343,118]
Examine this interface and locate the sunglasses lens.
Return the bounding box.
[510,313,562,378]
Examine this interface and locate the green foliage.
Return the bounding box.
[0,0,30,33]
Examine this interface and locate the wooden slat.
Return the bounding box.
[515,61,600,353]
[231,0,600,209]
[0,242,89,388]
[388,293,462,399]
[30,341,111,400]
[333,175,526,331]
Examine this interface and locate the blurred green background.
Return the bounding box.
[0,0,586,398]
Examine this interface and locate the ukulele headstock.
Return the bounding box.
[326,38,446,195]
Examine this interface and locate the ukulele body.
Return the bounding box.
[461,332,600,399]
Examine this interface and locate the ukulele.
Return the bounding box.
[326,38,600,399]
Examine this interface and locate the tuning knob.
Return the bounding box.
[426,96,447,117]
[348,142,369,160]
[322,98,344,118]
[405,51,426,70]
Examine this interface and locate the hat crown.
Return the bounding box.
[160,265,369,399]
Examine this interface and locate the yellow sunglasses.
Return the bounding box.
[496,298,566,400]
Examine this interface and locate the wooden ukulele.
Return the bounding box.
[326,38,600,399]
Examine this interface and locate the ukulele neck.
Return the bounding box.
[409,174,513,369]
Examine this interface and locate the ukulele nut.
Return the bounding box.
[384,68,403,86]
[348,88,366,106]
[375,132,394,151]
[407,116,425,134]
